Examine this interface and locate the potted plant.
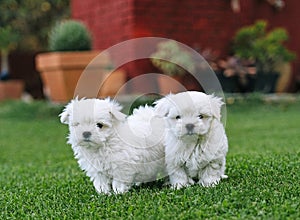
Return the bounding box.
[0,26,24,101]
[36,20,125,102]
[233,20,296,93]
[150,40,196,94]
[217,55,257,93]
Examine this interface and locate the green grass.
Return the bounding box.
[0,97,299,219]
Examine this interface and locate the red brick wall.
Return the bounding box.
[132,0,253,56]
[71,0,134,49]
[71,0,300,92]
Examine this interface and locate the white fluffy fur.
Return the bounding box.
[60,98,165,194]
[155,91,228,189]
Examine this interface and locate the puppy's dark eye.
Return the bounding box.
[198,114,204,119]
[96,123,103,129]
[175,115,181,120]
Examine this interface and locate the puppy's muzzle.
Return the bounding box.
[82,131,92,139]
[185,123,195,135]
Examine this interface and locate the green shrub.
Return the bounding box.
[150,40,195,76]
[233,20,296,72]
[48,20,92,51]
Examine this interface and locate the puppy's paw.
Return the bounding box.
[199,177,221,187]
[170,182,191,190]
[95,185,111,195]
[112,181,131,194]
[187,177,195,185]
[135,182,142,187]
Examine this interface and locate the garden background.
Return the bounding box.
[1,0,300,219]
[1,0,300,99]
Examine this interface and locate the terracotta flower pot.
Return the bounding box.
[0,80,24,101]
[36,51,126,102]
[97,70,127,98]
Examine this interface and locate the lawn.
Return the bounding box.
[0,96,299,219]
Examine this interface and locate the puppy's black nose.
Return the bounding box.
[82,131,92,139]
[185,123,195,132]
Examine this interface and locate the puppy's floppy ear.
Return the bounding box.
[102,98,126,121]
[154,95,172,117]
[208,95,224,121]
[110,108,126,121]
[108,100,126,121]
[59,101,73,124]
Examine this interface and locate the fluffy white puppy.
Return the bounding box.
[60,98,165,194]
[155,91,228,189]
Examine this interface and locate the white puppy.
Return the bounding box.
[60,98,166,194]
[155,91,228,189]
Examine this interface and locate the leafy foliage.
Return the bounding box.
[233,20,296,72]
[151,41,196,76]
[0,0,69,51]
[233,20,266,60]
[48,20,92,51]
[0,26,19,52]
